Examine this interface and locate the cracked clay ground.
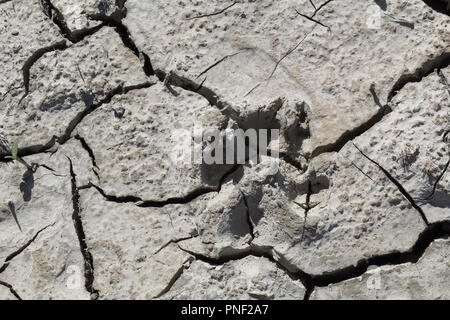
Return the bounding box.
[0,0,449,300]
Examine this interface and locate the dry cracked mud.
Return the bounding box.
[0,0,449,300]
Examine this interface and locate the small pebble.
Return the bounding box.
[13,41,22,53]
[114,107,126,119]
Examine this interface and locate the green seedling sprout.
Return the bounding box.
[5,139,34,172]
[5,139,19,161]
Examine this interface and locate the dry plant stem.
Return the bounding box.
[17,157,35,172]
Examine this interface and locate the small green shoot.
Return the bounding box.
[5,139,35,172]
[5,139,19,161]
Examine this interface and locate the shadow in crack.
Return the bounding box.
[283,101,311,160]
[311,175,331,194]
[419,189,450,209]
[217,196,250,238]
[421,0,450,15]
[97,0,111,14]
[374,0,387,11]
[80,90,95,107]
[200,163,243,188]
[393,20,415,30]
[165,83,180,97]
[370,85,383,107]
[19,169,34,202]
[8,201,22,232]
